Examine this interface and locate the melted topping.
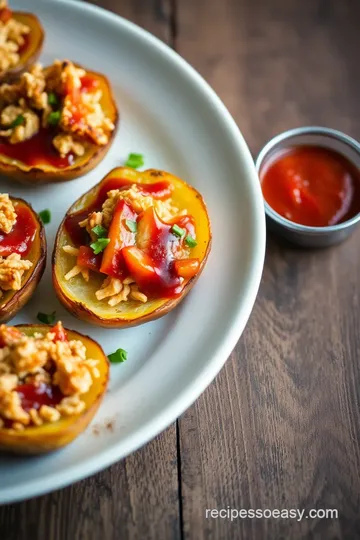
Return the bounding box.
[64,177,198,299]
[0,200,37,256]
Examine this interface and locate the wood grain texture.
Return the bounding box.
[177,0,360,538]
[0,428,180,540]
[84,0,175,45]
[2,0,360,539]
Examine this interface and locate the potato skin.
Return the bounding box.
[0,13,44,83]
[53,254,209,328]
[0,66,119,184]
[0,198,46,323]
[0,325,109,454]
[53,167,212,328]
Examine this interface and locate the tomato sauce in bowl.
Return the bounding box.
[256,127,360,247]
[260,146,360,228]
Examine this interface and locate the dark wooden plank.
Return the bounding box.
[177,0,360,539]
[85,0,175,45]
[0,2,180,540]
[0,429,180,540]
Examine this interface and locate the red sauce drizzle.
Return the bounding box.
[18,33,30,55]
[260,146,360,227]
[0,128,74,168]
[16,383,63,412]
[80,75,99,92]
[0,201,37,257]
[0,7,12,23]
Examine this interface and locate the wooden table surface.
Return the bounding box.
[1,0,360,538]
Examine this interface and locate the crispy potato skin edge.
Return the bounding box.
[0,325,109,454]
[0,13,44,83]
[0,197,47,323]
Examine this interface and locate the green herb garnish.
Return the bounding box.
[48,92,59,107]
[125,219,137,233]
[39,209,51,224]
[47,111,61,126]
[92,225,107,238]
[37,311,56,325]
[185,235,197,248]
[10,114,25,128]
[90,237,110,254]
[108,348,127,363]
[171,224,186,238]
[125,153,144,169]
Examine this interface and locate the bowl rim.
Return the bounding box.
[256,126,360,235]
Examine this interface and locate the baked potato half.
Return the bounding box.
[0,5,44,83]
[0,61,118,184]
[0,323,109,454]
[53,167,212,327]
[0,195,46,323]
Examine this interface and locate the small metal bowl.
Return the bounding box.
[256,126,360,247]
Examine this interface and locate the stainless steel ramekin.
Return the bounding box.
[256,126,360,247]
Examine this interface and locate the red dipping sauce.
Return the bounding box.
[260,146,360,227]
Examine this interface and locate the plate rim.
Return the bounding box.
[1,0,266,504]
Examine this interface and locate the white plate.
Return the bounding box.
[0,0,265,503]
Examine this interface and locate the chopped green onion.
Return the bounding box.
[171,224,186,238]
[47,111,61,126]
[39,209,51,224]
[9,114,25,128]
[48,92,59,107]
[125,219,137,233]
[185,235,197,248]
[92,225,107,238]
[108,348,127,363]
[125,153,144,169]
[37,311,56,325]
[90,237,110,255]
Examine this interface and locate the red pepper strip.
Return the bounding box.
[136,206,165,251]
[0,8,12,23]
[77,245,102,272]
[51,322,68,342]
[174,258,200,279]
[80,75,99,92]
[100,200,137,278]
[122,246,159,286]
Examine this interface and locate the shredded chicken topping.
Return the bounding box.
[0,1,30,75]
[0,253,32,296]
[64,185,188,306]
[0,58,115,157]
[0,193,16,233]
[0,322,99,430]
